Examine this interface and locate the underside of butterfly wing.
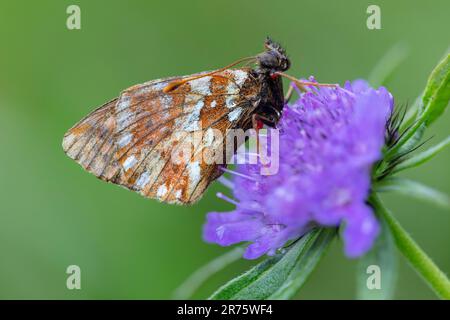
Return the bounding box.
[63,68,261,204]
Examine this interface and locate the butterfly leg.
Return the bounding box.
[275,71,337,93]
[283,79,337,103]
[297,80,337,88]
[284,85,295,103]
[252,114,263,163]
[252,113,277,161]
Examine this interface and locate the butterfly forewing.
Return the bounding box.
[63,68,261,204]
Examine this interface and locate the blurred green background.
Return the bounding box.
[0,0,449,299]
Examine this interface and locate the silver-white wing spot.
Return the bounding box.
[123,155,137,170]
[135,171,151,189]
[188,161,201,186]
[181,100,204,132]
[228,107,243,122]
[189,76,212,95]
[118,133,133,148]
[157,184,168,198]
[231,69,248,86]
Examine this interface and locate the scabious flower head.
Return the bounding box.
[203,78,394,259]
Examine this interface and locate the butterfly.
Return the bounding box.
[62,37,330,204]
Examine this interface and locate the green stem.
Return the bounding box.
[371,194,450,299]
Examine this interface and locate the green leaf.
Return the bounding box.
[368,43,409,87]
[420,54,450,125]
[374,177,450,209]
[356,203,397,300]
[269,228,336,299]
[209,228,336,300]
[393,135,450,174]
[385,54,450,160]
[173,247,244,299]
[372,194,450,299]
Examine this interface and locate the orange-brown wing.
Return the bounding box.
[62,68,261,204]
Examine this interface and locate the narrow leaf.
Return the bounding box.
[209,228,335,300]
[374,178,450,209]
[386,54,450,160]
[209,255,280,300]
[356,203,397,300]
[393,135,450,174]
[420,54,450,125]
[269,228,335,299]
[173,246,244,299]
[372,194,450,299]
[368,43,409,87]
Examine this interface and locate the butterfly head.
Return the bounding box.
[256,37,291,73]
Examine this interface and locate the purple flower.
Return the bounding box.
[203,79,394,259]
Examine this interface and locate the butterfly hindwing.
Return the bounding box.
[62,98,119,177]
[63,68,261,204]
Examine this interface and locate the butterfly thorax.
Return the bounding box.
[249,38,291,127]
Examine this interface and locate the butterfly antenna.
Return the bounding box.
[163,56,256,93]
